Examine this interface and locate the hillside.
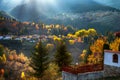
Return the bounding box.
[9,0,120,33]
[0,11,16,20]
[10,0,119,21]
[39,11,120,34]
[1,10,120,35]
[0,11,77,35]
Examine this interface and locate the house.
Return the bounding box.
[0,36,3,40]
[104,50,120,67]
[62,50,120,80]
[29,40,36,43]
[15,38,22,41]
[3,36,12,40]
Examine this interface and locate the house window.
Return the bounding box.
[113,54,118,63]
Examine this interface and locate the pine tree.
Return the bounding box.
[30,41,49,79]
[54,41,72,71]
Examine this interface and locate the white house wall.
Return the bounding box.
[104,52,120,67]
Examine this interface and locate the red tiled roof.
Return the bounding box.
[104,50,120,54]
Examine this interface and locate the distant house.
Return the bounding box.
[3,36,12,40]
[26,38,31,41]
[29,40,36,43]
[0,36,3,40]
[15,38,21,41]
[104,50,120,67]
[114,32,120,37]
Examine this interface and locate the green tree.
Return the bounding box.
[0,27,9,35]
[54,41,72,71]
[43,63,59,80]
[107,32,115,43]
[103,43,110,50]
[30,41,49,79]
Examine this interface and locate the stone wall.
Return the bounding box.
[62,71,104,80]
[62,65,120,80]
[104,65,120,77]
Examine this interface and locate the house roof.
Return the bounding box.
[104,50,120,54]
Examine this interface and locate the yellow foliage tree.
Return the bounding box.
[67,33,73,38]
[110,38,120,51]
[53,35,62,41]
[88,28,97,36]
[21,71,25,79]
[75,29,87,37]
[88,39,105,64]
[80,50,87,59]
[79,50,87,64]
[74,28,97,42]
[69,40,75,45]
[67,33,77,39]
[0,54,6,63]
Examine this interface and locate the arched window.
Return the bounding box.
[113,54,118,63]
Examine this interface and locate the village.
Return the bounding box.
[0,34,48,42]
[0,19,120,79]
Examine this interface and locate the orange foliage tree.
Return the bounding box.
[88,38,105,64]
[110,38,120,51]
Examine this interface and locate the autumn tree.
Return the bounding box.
[75,29,87,38]
[69,40,75,45]
[0,54,6,64]
[75,28,97,43]
[0,45,4,57]
[110,38,120,51]
[54,40,72,71]
[30,41,49,79]
[119,44,120,51]
[87,28,97,37]
[79,50,87,64]
[87,39,105,64]
[87,28,97,43]
[43,63,59,80]
[0,44,6,69]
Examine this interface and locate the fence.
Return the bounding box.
[62,64,103,74]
